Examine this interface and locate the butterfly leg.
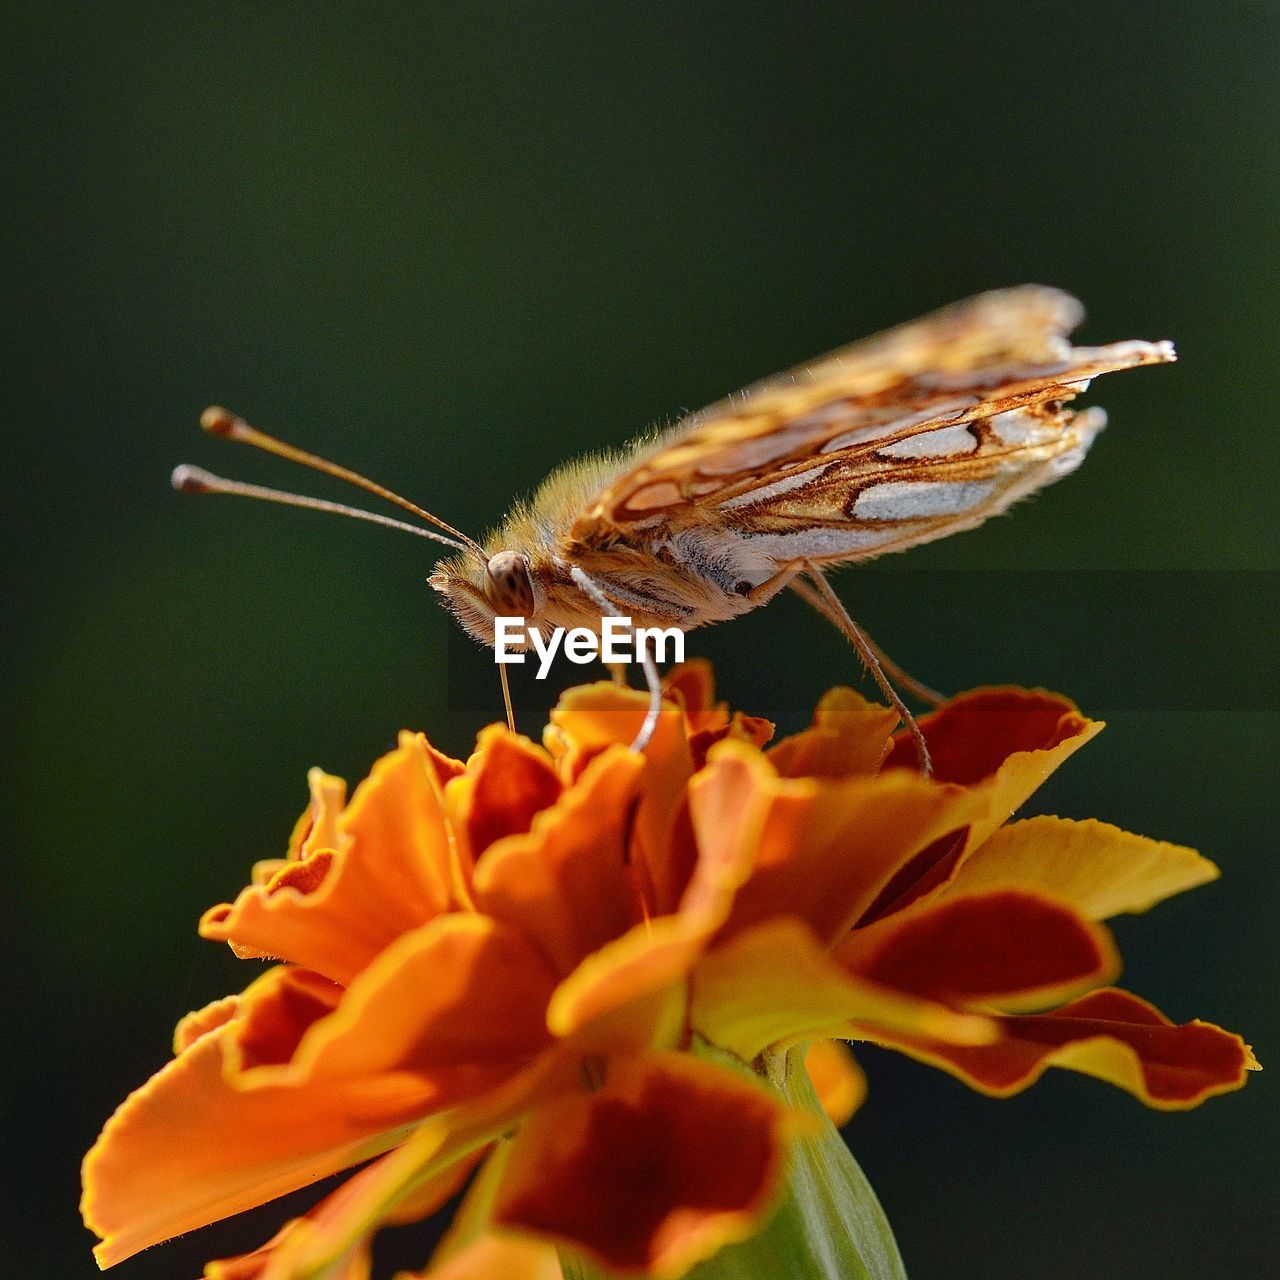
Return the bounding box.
[795,564,933,775]
[569,565,663,752]
[741,562,805,606]
[790,576,945,706]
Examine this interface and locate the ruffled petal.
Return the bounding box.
[83,1017,429,1265]
[545,916,699,1052]
[473,748,647,975]
[174,995,240,1053]
[682,741,775,926]
[281,1062,577,1280]
[296,915,557,1101]
[495,1054,794,1278]
[692,917,992,1062]
[835,890,1119,1013]
[448,727,563,872]
[863,988,1256,1108]
[84,916,558,1267]
[201,734,459,985]
[338,731,466,912]
[548,683,697,914]
[935,816,1218,919]
[698,741,990,947]
[768,687,899,779]
[803,1040,867,1127]
[285,767,347,862]
[662,658,723,725]
[885,688,1103,849]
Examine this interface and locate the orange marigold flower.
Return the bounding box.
[81,663,1256,1279]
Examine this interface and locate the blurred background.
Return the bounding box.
[3,2,1276,1276]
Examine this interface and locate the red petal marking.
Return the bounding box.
[551,685,697,900]
[874,988,1255,1107]
[497,1055,788,1276]
[266,852,333,897]
[838,890,1115,1008]
[459,729,563,862]
[885,688,1089,784]
[856,827,969,926]
[83,921,558,1267]
[421,741,467,787]
[707,760,989,948]
[473,749,647,975]
[202,735,458,986]
[230,969,342,1071]
[688,714,775,772]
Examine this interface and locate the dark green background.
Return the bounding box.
[3,3,1275,1277]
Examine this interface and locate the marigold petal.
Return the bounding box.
[82,1025,429,1267]
[338,731,462,914]
[768,687,900,779]
[854,827,970,926]
[937,815,1219,919]
[865,987,1256,1109]
[692,918,992,1061]
[662,658,722,723]
[449,727,562,870]
[682,741,775,928]
[285,1061,575,1280]
[687,712,776,770]
[202,734,459,985]
[885,688,1103,848]
[495,1054,792,1278]
[202,1147,482,1280]
[473,748,646,975]
[231,967,344,1074]
[291,767,348,859]
[835,889,1120,1013]
[174,995,240,1054]
[549,683,697,914]
[699,740,991,947]
[803,1040,867,1127]
[885,687,1092,782]
[401,1235,563,1280]
[84,914,559,1268]
[546,916,701,1052]
[296,915,557,1104]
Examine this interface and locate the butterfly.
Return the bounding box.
[174,285,1174,768]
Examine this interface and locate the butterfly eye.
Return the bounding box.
[483,551,536,617]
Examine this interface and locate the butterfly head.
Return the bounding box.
[429,549,546,647]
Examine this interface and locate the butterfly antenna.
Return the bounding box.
[199,406,486,559]
[171,465,472,552]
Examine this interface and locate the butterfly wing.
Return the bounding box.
[565,286,1173,563]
